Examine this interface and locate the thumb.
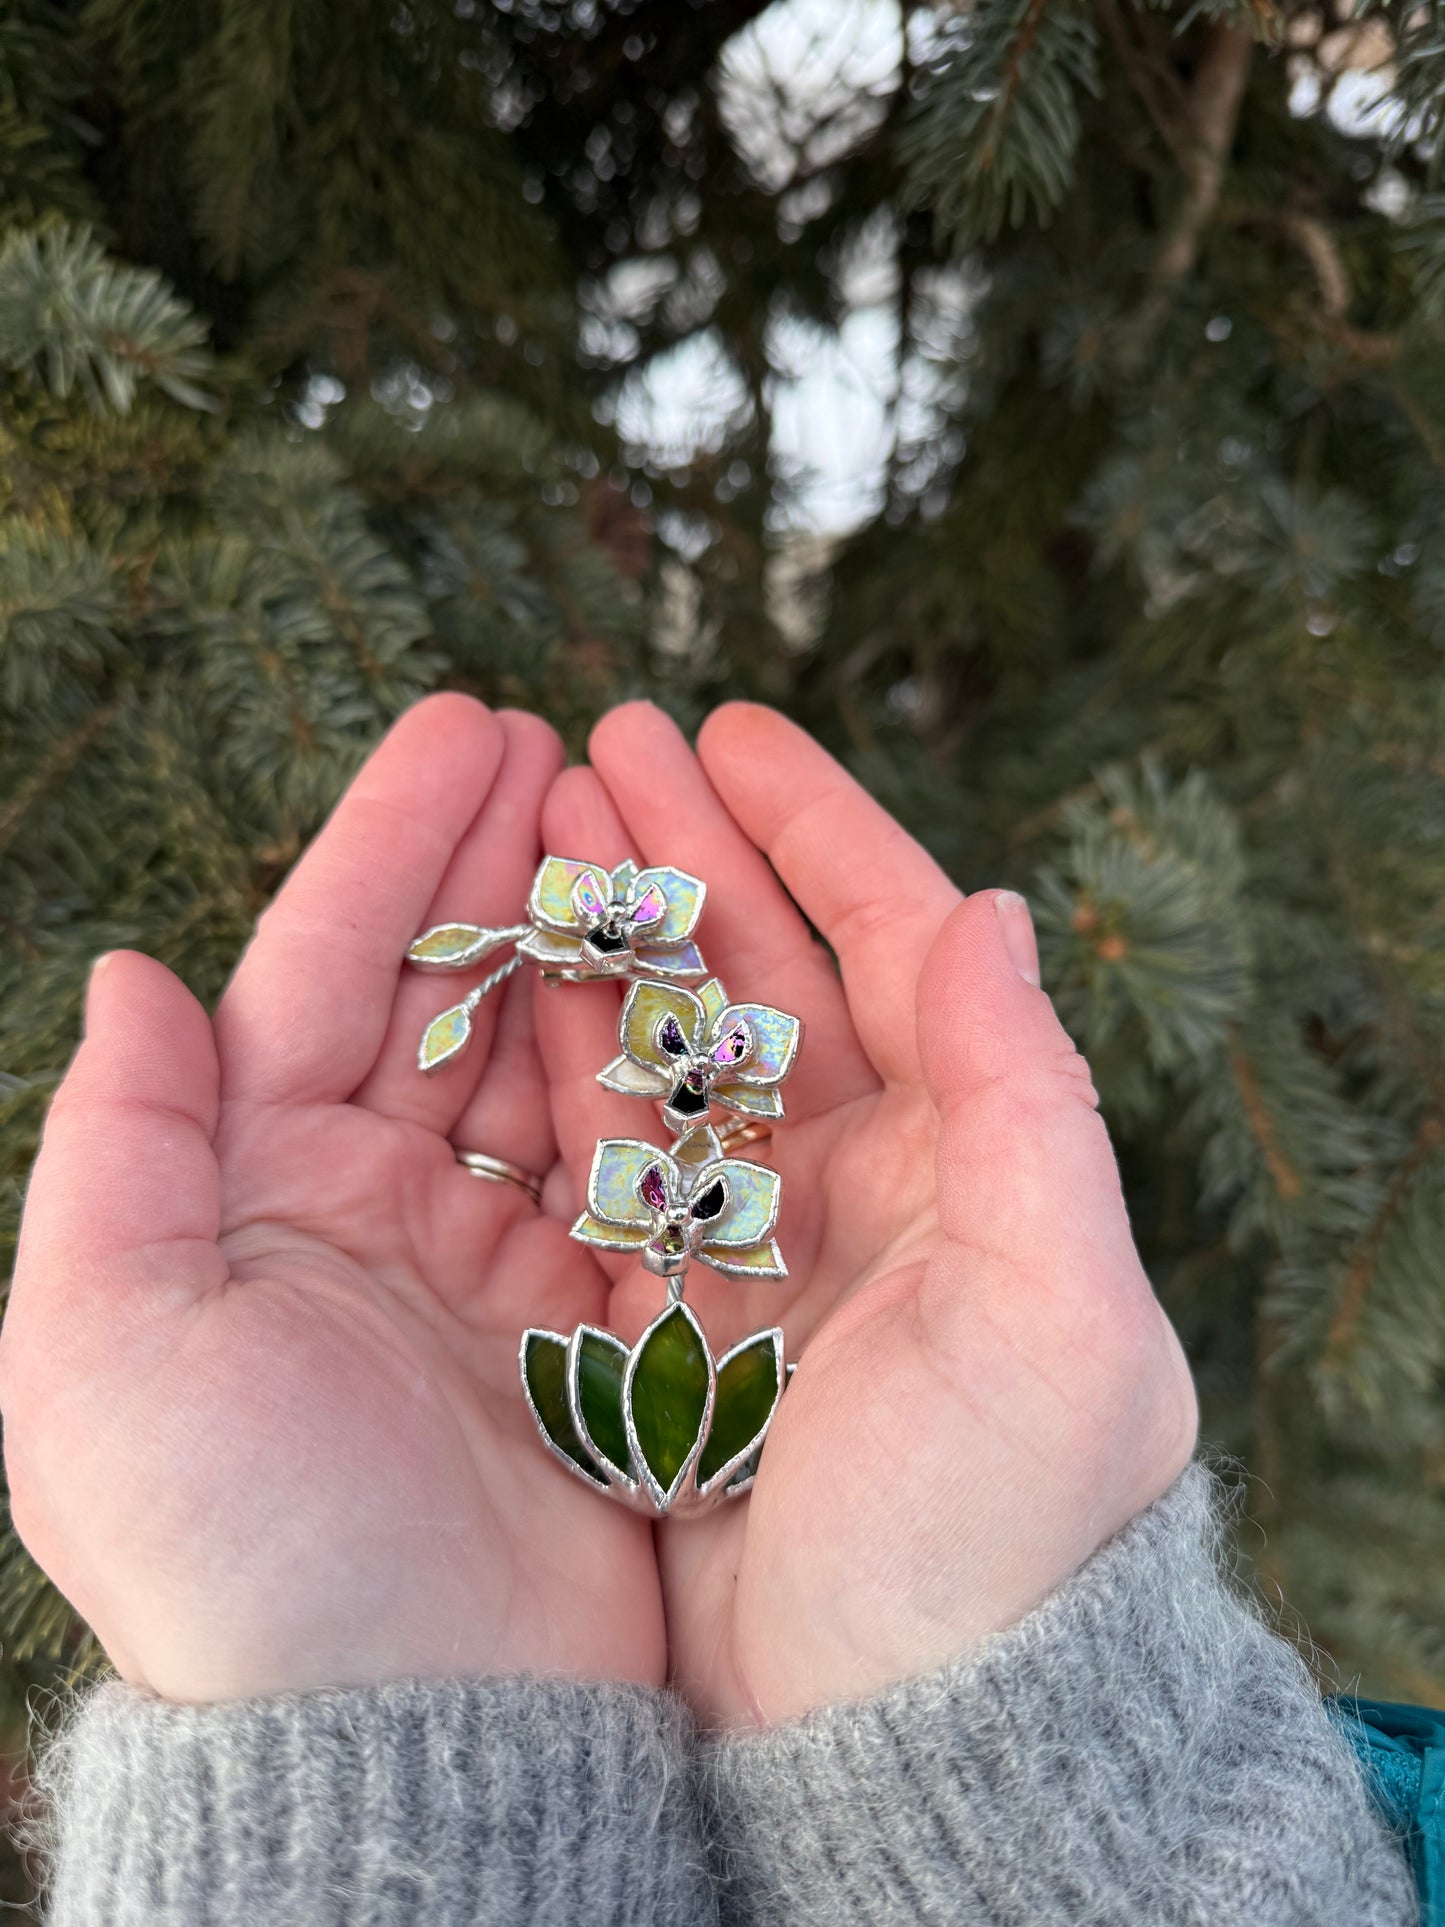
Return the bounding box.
[916,891,1149,1301]
[9,951,224,1343]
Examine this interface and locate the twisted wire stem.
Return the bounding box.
[463,947,528,1013]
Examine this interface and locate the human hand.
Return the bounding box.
[0,695,665,1704]
[540,702,1198,1728]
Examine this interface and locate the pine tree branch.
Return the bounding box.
[0,697,119,856]
[1150,24,1254,293]
[983,0,1051,175]
[1323,1112,1445,1366]
[1277,212,1349,319]
[1227,1025,1303,1200]
[1224,202,1353,320]
[1096,0,1194,174]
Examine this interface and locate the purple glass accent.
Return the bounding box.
[640,1164,669,1212]
[571,868,609,922]
[711,1019,753,1068]
[684,1067,708,1092]
[657,1014,689,1058]
[631,882,667,929]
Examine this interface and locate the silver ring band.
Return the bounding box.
[455,1149,543,1204]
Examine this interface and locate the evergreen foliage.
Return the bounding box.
[2,0,1445,1878]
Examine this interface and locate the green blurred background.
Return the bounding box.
[2,0,1444,1901]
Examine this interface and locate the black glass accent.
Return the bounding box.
[586,922,628,954]
[669,1076,710,1117]
[690,1179,727,1222]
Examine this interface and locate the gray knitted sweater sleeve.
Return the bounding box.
[701,1463,1417,1926]
[33,1465,1416,1927]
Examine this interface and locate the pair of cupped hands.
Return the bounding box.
[1,698,1196,1729]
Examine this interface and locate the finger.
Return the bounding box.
[532,764,654,1216]
[916,890,1150,1300]
[8,953,226,1333]
[698,703,962,1084]
[214,693,505,1105]
[352,709,566,1134]
[587,703,876,1121]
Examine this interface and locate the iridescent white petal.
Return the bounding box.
[633,866,706,945]
[609,859,640,895]
[634,940,707,979]
[716,1004,801,1086]
[597,1054,670,1097]
[712,1080,785,1119]
[515,928,583,966]
[700,1159,780,1247]
[671,1124,724,1169]
[588,1140,674,1226]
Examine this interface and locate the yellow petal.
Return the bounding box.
[701,1238,786,1278]
[529,855,600,934]
[620,980,706,1074]
[696,977,731,1029]
[570,1212,648,1251]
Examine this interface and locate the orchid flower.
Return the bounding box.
[518,857,706,980]
[405,857,706,986]
[570,1125,785,1280]
[598,978,802,1133]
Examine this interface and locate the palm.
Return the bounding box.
[3,698,663,1703]
[546,703,1197,1726]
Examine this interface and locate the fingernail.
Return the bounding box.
[994,891,1041,986]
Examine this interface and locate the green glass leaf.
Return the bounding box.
[406,923,491,967]
[725,1362,794,1490]
[522,1333,605,1484]
[419,1001,471,1073]
[628,1305,711,1498]
[575,1331,630,1477]
[698,1332,780,1488]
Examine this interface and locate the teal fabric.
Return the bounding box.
[1329,1695,1445,1925]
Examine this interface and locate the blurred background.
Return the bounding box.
[1,0,1444,1898]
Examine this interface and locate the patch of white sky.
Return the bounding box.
[599,0,928,538]
[298,1,1425,518]
[598,0,1425,539]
